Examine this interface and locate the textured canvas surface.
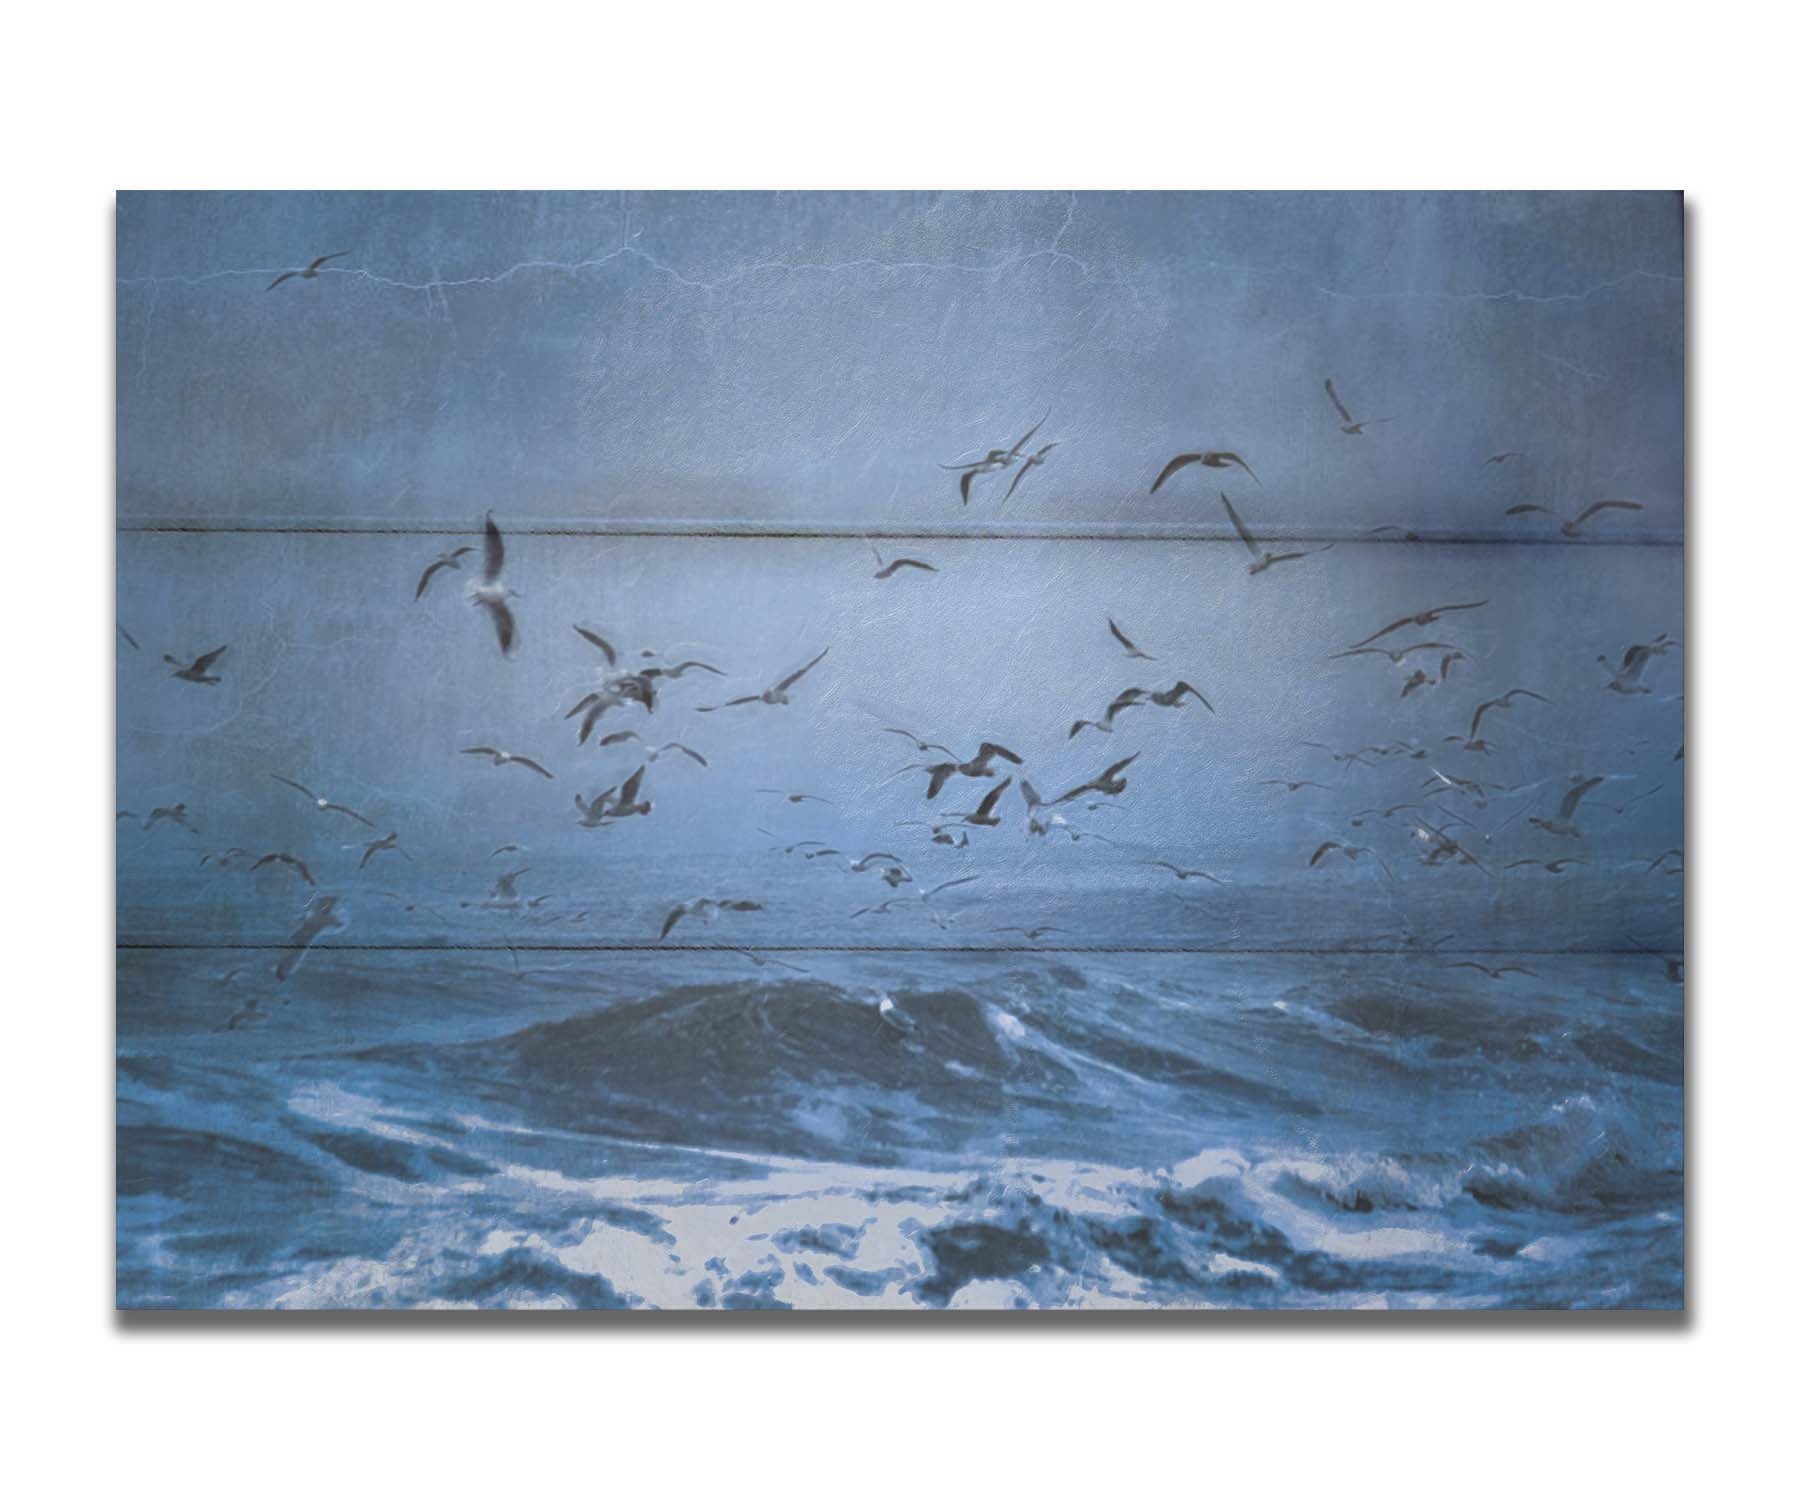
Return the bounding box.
[116,191,1683,1310]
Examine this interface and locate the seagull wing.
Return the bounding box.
[1108,617,1150,658]
[461,747,501,761]
[324,802,376,828]
[276,902,338,982]
[925,874,982,899]
[664,660,724,677]
[481,598,517,655]
[1572,500,1645,526]
[1103,690,1144,725]
[662,744,707,766]
[1218,453,1259,484]
[1218,492,1259,556]
[1150,453,1202,494]
[618,766,646,803]
[192,646,230,673]
[1324,378,1354,424]
[481,513,505,584]
[1347,616,1411,650]
[265,271,298,291]
[960,469,977,505]
[513,757,554,779]
[1558,776,1604,820]
[1505,504,1555,518]
[974,777,1012,817]
[1007,411,1049,458]
[696,696,760,712]
[271,773,318,802]
[415,558,456,600]
[775,647,828,692]
[659,905,687,940]
[574,626,617,665]
[977,741,1023,765]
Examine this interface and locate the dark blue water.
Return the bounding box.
[117,945,1682,1309]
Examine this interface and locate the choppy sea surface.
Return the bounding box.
[118,934,1683,1311]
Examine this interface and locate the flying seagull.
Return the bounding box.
[1151,451,1259,493]
[991,926,1066,941]
[1330,640,1460,665]
[163,646,229,685]
[1220,492,1329,574]
[941,412,1050,504]
[271,773,375,827]
[1448,688,1551,753]
[881,725,956,756]
[871,545,937,579]
[143,804,198,834]
[414,546,476,601]
[469,513,518,655]
[697,648,828,711]
[1447,961,1539,982]
[1147,861,1226,884]
[266,252,349,291]
[913,742,1024,799]
[1505,857,1588,874]
[461,746,554,779]
[1505,500,1644,538]
[1486,451,1523,466]
[1324,378,1394,435]
[601,766,652,820]
[1309,841,1373,867]
[1528,775,1606,838]
[1107,618,1156,661]
[1347,803,1424,827]
[357,831,410,870]
[1002,442,1057,502]
[954,777,1013,828]
[759,789,833,805]
[275,895,344,982]
[118,624,140,651]
[1052,753,1138,805]
[659,897,764,941]
[1346,600,1487,650]
[465,867,531,910]
[1600,634,1678,695]
[596,732,708,766]
[252,851,315,886]
[566,682,651,744]
[573,789,617,829]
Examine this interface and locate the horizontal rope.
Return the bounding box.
[116,519,1683,547]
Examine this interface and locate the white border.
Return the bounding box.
[7,3,1792,1493]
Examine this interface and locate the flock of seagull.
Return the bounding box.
[123,283,1681,1013]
